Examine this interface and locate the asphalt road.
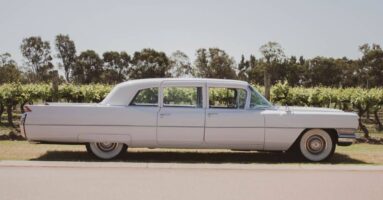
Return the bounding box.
[0,161,382,200]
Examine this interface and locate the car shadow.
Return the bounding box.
[32,150,368,164]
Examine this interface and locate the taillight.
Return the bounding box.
[24,106,32,112]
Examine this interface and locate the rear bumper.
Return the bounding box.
[336,128,357,146]
[20,113,27,139]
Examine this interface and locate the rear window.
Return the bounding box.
[130,88,158,106]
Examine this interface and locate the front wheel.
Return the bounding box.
[86,142,127,160]
[299,129,335,162]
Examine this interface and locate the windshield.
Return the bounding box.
[249,86,272,108]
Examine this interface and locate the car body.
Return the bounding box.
[20,78,359,161]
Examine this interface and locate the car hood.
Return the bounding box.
[265,106,358,129]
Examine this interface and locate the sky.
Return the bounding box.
[0,0,382,66]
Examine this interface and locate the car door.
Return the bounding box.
[124,87,160,147]
[156,81,206,146]
[204,84,265,149]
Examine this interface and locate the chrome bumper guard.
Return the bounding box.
[336,128,357,146]
[20,113,27,139]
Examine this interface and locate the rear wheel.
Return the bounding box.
[86,142,127,160]
[298,129,335,162]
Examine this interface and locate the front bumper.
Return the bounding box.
[336,128,357,146]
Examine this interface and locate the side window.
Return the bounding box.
[209,87,247,109]
[163,87,203,108]
[130,88,158,106]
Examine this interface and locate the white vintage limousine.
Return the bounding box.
[20,78,358,161]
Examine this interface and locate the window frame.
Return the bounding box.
[248,85,272,109]
[162,86,203,108]
[129,87,159,107]
[160,81,206,109]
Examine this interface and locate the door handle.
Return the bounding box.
[208,113,218,117]
[159,113,171,118]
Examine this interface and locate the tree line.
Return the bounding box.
[1,34,383,94]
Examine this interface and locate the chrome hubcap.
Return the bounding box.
[306,135,326,154]
[96,142,117,152]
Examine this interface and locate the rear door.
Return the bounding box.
[156,81,206,146]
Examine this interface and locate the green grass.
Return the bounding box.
[0,141,382,164]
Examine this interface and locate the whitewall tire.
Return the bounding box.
[86,142,127,160]
[299,129,335,162]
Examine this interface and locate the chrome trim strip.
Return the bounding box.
[336,128,357,135]
[338,134,357,139]
[160,126,203,128]
[25,124,352,130]
[27,124,157,127]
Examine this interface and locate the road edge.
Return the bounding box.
[1,160,383,171]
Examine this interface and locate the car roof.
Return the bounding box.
[101,78,250,105]
[116,78,249,87]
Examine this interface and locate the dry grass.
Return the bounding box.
[0,141,85,160]
[336,143,383,164]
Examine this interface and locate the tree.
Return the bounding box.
[55,34,77,82]
[336,58,359,88]
[73,50,103,84]
[20,36,54,82]
[0,53,21,126]
[0,53,21,84]
[194,48,209,77]
[169,50,193,77]
[129,48,172,79]
[237,55,249,81]
[259,42,285,100]
[359,43,383,88]
[194,48,237,79]
[284,56,302,86]
[102,51,131,84]
[306,57,342,87]
[246,55,263,84]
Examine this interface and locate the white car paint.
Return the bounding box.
[21,78,359,152]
